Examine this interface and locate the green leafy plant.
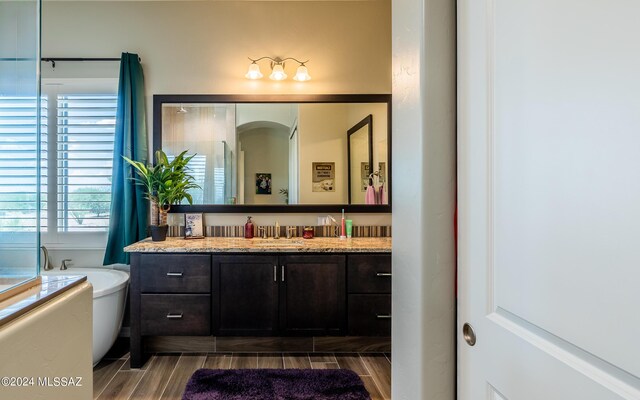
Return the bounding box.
[123,150,200,226]
[279,188,289,204]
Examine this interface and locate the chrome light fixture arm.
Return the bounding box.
[246,56,311,81]
[248,56,310,66]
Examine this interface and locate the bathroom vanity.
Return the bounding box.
[125,237,391,368]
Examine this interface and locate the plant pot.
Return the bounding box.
[150,225,169,242]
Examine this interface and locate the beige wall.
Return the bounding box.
[236,104,297,130]
[42,1,391,94]
[239,126,289,205]
[298,104,348,204]
[0,282,93,400]
[297,103,388,205]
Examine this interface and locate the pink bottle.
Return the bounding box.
[244,216,255,239]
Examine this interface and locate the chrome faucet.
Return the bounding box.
[286,227,297,239]
[60,259,72,270]
[41,245,53,271]
[257,227,268,239]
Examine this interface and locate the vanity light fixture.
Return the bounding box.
[245,56,311,82]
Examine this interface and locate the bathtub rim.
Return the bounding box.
[42,267,129,298]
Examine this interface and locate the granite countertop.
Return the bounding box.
[124,236,392,253]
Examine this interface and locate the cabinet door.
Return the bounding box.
[214,255,279,335]
[347,254,392,294]
[279,255,346,335]
[348,294,391,336]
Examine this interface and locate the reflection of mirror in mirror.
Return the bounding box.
[161,102,389,206]
[349,121,371,205]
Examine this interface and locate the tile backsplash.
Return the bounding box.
[168,225,391,238]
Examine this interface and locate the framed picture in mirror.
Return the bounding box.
[312,162,335,192]
[255,173,272,195]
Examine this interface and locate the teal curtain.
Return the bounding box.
[103,53,148,265]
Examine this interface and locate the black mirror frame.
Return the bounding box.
[153,94,392,213]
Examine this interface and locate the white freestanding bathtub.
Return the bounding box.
[43,267,129,365]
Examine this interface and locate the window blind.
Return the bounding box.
[57,94,116,232]
[0,97,47,232]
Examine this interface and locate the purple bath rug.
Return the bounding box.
[182,368,371,400]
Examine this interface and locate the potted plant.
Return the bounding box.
[279,188,289,204]
[124,150,200,241]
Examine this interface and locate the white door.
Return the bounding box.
[458,0,640,399]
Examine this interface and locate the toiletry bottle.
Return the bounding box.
[340,209,347,239]
[346,219,353,238]
[303,227,314,239]
[244,216,254,239]
[274,221,280,239]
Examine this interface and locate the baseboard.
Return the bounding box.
[143,336,391,353]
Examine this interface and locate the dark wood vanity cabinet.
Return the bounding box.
[214,255,280,335]
[279,255,346,335]
[130,251,389,368]
[347,254,392,336]
[130,254,212,367]
[214,254,346,336]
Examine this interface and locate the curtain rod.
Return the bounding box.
[0,57,141,68]
[41,57,141,68]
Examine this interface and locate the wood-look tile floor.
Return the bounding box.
[94,352,391,400]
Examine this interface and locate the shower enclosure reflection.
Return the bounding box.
[0,0,42,293]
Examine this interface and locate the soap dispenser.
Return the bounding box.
[244,216,255,239]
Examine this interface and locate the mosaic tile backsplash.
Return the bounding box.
[168,225,392,238]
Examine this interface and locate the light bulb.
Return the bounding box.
[245,63,263,79]
[269,64,287,81]
[293,65,311,82]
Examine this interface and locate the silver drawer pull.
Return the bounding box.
[376,272,392,277]
[376,314,392,319]
[166,272,183,277]
[166,313,183,319]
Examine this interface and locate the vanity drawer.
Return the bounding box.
[140,294,210,336]
[139,254,211,293]
[347,254,391,293]
[348,294,391,336]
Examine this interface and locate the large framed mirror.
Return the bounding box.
[153,94,391,213]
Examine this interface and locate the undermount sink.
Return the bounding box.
[252,239,305,247]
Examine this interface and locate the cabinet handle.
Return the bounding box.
[274,265,277,282]
[281,265,285,282]
[166,313,183,319]
[376,314,392,319]
[376,272,392,277]
[166,272,183,277]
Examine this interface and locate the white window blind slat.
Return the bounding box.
[57,94,116,232]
